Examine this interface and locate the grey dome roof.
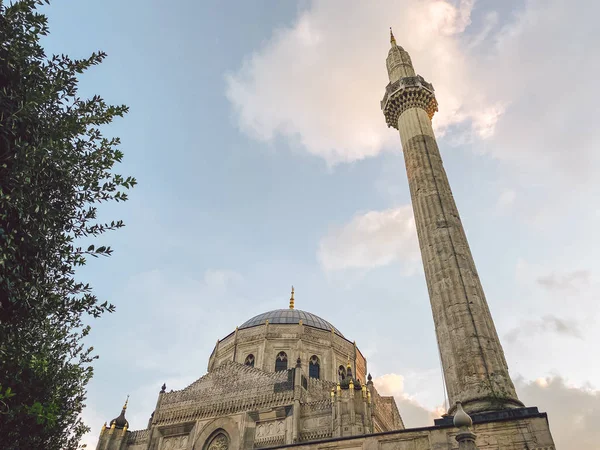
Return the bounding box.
[240,309,343,336]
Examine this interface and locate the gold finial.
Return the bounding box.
[123,425,128,433]
[101,422,107,432]
[123,395,129,410]
[390,27,396,46]
[289,286,295,309]
[347,357,351,369]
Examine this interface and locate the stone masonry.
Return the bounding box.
[209,321,367,385]
[381,29,523,415]
[96,320,403,450]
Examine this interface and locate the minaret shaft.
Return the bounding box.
[398,106,521,413]
[382,35,522,413]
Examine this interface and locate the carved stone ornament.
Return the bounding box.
[162,435,189,450]
[255,420,285,438]
[207,433,229,450]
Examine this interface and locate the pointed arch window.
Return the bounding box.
[309,355,320,379]
[338,365,346,381]
[205,431,229,450]
[244,354,255,367]
[275,351,288,372]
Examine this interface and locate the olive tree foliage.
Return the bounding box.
[0,1,136,448]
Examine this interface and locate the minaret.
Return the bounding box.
[381,29,523,414]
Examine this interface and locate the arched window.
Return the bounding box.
[309,355,320,379]
[338,365,346,381]
[244,354,255,367]
[275,351,288,372]
[205,431,229,450]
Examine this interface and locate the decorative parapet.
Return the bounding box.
[154,362,296,425]
[299,429,333,442]
[301,399,332,414]
[254,434,285,448]
[155,390,295,425]
[127,429,150,444]
[381,75,438,127]
[370,388,404,431]
[306,377,336,403]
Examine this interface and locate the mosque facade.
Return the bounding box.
[95,31,556,450]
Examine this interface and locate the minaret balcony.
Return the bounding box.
[381,75,438,128]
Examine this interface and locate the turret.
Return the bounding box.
[96,397,129,450]
[332,373,370,437]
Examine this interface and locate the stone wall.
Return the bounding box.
[369,385,404,432]
[106,360,404,450]
[208,324,367,385]
[260,413,555,450]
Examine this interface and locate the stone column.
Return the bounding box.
[292,358,302,443]
[333,383,342,438]
[381,31,522,414]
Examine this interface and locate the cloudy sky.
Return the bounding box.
[41,1,599,448]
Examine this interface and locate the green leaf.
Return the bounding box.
[0,0,135,447]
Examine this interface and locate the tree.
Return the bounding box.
[0,1,136,448]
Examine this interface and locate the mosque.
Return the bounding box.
[94,31,556,450]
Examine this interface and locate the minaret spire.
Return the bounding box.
[381,31,522,414]
[390,27,396,46]
[289,285,295,309]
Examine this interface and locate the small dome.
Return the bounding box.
[110,410,129,429]
[239,309,343,336]
[109,397,129,429]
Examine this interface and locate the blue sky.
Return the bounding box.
[40,1,600,448]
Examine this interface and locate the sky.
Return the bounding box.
[39,0,600,449]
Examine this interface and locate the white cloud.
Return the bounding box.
[537,270,591,292]
[505,314,582,344]
[373,373,445,428]
[515,261,597,310]
[516,376,600,450]
[225,0,495,165]
[495,188,516,214]
[226,0,600,230]
[482,0,600,177]
[317,206,420,273]
[374,373,600,449]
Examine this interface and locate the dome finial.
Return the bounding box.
[109,395,130,430]
[453,402,473,428]
[390,27,397,47]
[289,285,295,309]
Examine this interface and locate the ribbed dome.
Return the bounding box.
[239,309,343,336]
